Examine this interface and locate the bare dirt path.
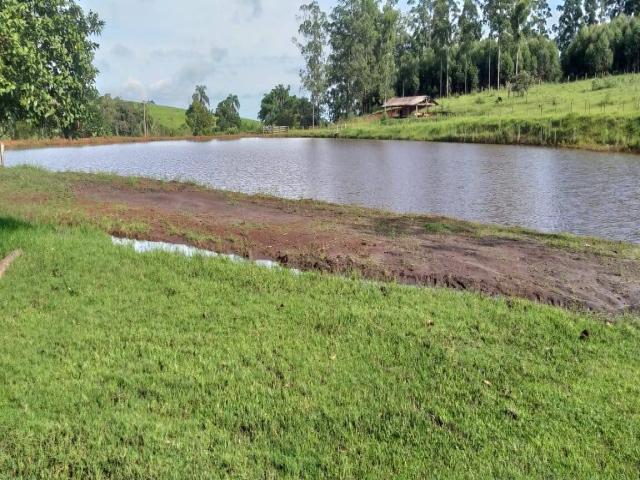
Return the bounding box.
[71,179,640,314]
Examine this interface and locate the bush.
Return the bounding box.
[592,78,618,91]
[512,72,533,97]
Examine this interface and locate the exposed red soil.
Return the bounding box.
[69,179,640,315]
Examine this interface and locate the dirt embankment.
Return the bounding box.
[71,179,640,315]
[2,134,264,151]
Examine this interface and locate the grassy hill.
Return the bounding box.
[298,73,640,152]
[145,103,261,136]
[147,103,190,135]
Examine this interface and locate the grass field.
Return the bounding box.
[1,167,640,477]
[145,103,261,136]
[146,103,190,135]
[295,74,640,152]
[1,218,639,478]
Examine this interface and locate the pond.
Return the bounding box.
[7,137,640,242]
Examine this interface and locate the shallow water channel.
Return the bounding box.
[8,137,640,242]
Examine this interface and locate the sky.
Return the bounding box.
[77,0,561,119]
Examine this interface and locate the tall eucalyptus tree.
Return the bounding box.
[294,1,328,128]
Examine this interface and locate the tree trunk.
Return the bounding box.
[488,45,491,90]
[497,43,501,90]
[312,102,315,129]
[440,56,443,98]
[446,50,450,98]
[464,59,467,94]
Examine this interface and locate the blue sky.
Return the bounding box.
[78,0,561,118]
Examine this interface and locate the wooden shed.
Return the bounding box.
[382,95,438,118]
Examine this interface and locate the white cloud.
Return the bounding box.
[78,0,310,117]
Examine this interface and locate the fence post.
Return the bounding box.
[0,143,4,167]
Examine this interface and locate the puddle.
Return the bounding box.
[112,237,296,272]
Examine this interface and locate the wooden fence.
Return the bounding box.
[262,125,289,135]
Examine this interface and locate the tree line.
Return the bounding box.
[291,0,640,121]
[185,86,244,136]
[1,0,638,138]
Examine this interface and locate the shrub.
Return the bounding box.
[512,72,533,97]
[592,78,617,91]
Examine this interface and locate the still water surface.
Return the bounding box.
[7,138,640,242]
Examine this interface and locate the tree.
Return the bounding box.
[529,0,552,36]
[483,0,513,89]
[186,101,215,136]
[431,0,457,96]
[562,15,638,77]
[377,1,401,103]
[585,29,614,73]
[408,0,434,52]
[512,71,533,95]
[458,0,483,92]
[584,0,600,24]
[605,0,639,17]
[192,85,210,108]
[556,0,584,51]
[259,84,319,128]
[0,0,104,137]
[511,0,531,76]
[215,94,241,132]
[459,0,483,44]
[327,0,381,119]
[98,96,148,137]
[294,1,328,128]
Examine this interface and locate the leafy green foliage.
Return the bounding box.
[98,96,148,137]
[512,71,533,95]
[215,94,241,132]
[563,15,640,77]
[307,0,562,120]
[592,77,618,90]
[0,0,103,137]
[327,0,382,117]
[556,0,584,51]
[259,85,319,128]
[192,85,210,108]
[186,100,215,136]
[294,1,328,127]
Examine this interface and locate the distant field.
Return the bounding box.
[440,73,640,119]
[147,104,190,135]
[145,103,261,136]
[296,73,640,152]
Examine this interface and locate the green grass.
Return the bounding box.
[146,103,190,135]
[0,215,639,477]
[295,73,640,151]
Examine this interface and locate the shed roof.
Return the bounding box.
[382,96,437,108]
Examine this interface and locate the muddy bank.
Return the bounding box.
[68,178,640,314]
[2,134,263,151]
